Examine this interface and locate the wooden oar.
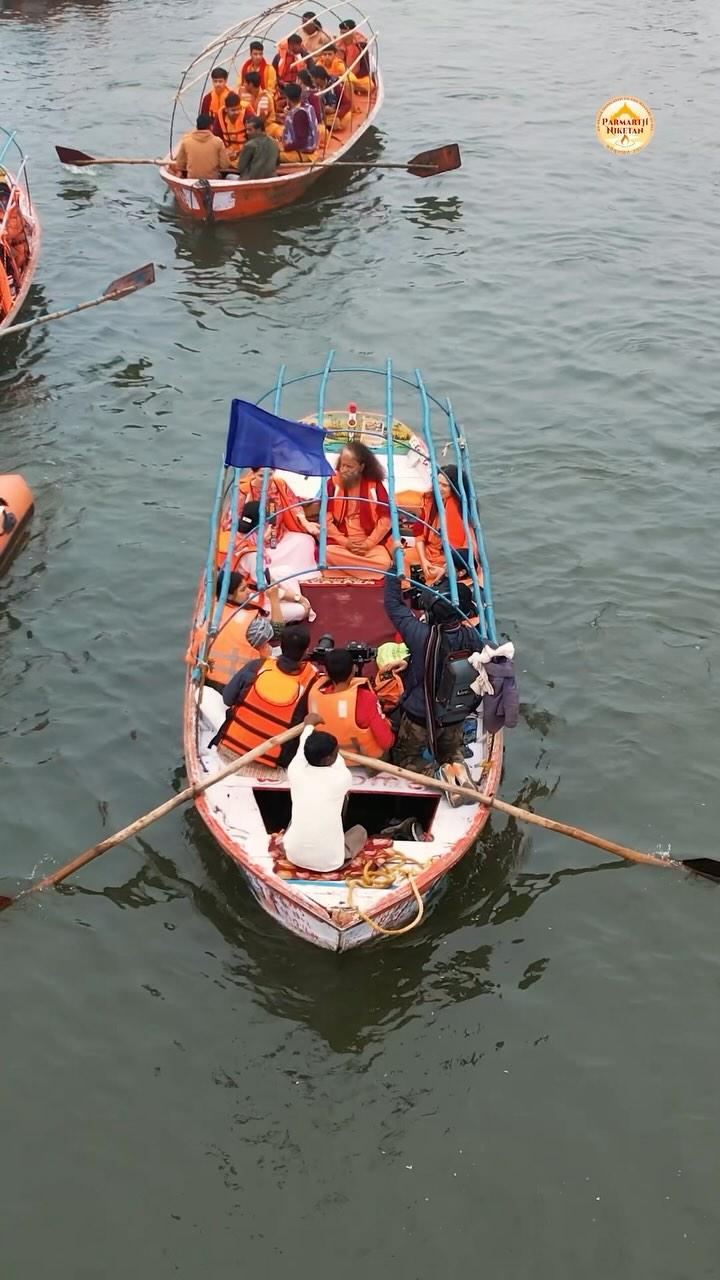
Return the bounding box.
[56,142,461,178]
[289,143,462,177]
[342,751,720,882]
[0,263,156,338]
[0,722,304,911]
[56,146,164,166]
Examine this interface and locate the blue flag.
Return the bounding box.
[225,399,334,476]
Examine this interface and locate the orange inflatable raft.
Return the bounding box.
[0,474,34,572]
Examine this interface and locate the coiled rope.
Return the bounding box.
[346,851,427,937]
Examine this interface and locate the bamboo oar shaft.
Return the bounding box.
[0,285,138,337]
[341,751,679,871]
[19,723,304,898]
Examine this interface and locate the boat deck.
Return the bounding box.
[195,684,494,917]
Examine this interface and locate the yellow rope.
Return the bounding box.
[346,851,427,937]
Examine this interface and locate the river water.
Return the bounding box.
[2,0,720,1274]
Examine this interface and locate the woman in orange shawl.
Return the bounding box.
[238,469,319,536]
[412,465,480,586]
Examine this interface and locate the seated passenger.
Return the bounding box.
[325,443,392,577]
[201,67,231,119]
[310,64,352,127]
[236,116,280,181]
[283,715,367,872]
[308,648,394,758]
[240,70,276,126]
[300,12,332,53]
[337,20,372,92]
[273,32,308,86]
[212,93,245,165]
[412,465,480,586]
[171,115,230,180]
[233,500,318,603]
[314,43,348,80]
[213,625,320,768]
[239,41,278,95]
[205,570,279,688]
[239,469,320,536]
[276,83,319,162]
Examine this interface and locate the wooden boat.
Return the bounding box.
[0,474,34,573]
[0,129,40,331]
[184,357,504,951]
[159,0,382,221]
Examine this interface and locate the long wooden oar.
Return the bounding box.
[342,751,720,882]
[56,142,461,178]
[0,263,156,338]
[0,722,304,911]
[291,143,462,177]
[56,146,164,166]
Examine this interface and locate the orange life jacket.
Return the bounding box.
[241,87,275,124]
[239,58,277,93]
[308,677,386,758]
[216,107,246,153]
[373,668,405,713]
[221,658,318,765]
[275,48,305,83]
[205,84,231,117]
[206,603,271,686]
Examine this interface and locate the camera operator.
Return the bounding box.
[308,647,395,759]
[383,543,483,795]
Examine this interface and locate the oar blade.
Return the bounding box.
[681,858,720,883]
[407,143,462,178]
[103,263,156,298]
[56,145,97,167]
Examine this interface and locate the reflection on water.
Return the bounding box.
[0,0,108,14]
[404,194,463,229]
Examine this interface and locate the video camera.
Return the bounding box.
[308,633,377,672]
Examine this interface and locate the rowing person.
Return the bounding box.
[200,66,232,119]
[236,117,280,181]
[171,115,230,180]
[282,712,368,873]
[239,41,278,95]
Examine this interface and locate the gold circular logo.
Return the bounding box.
[595,97,654,154]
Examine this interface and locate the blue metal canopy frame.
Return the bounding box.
[193,356,498,680]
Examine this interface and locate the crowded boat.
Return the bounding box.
[160,1,382,220]
[185,359,518,950]
[0,129,40,330]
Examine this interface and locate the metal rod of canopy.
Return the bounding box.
[254,364,454,420]
[199,461,227,630]
[414,368,459,607]
[316,349,335,568]
[253,364,287,591]
[211,467,241,635]
[0,130,18,170]
[383,358,403,574]
[454,420,497,643]
[446,396,486,639]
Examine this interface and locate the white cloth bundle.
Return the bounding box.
[468,641,515,697]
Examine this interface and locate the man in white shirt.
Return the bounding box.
[283,714,367,872]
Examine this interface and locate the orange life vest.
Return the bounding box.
[308,677,386,758]
[241,87,275,124]
[0,262,13,319]
[239,58,277,93]
[216,107,246,154]
[221,658,318,765]
[206,603,271,686]
[373,668,405,713]
[275,49,304,83]
[206,84,231,116]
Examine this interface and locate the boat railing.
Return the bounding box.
[0,135,31,208]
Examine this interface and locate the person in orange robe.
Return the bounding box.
[410,465,481,586]
[200,67,232,119]
[313,43,348,80]
[336,21,372,92]
[325,443,392,577]
[239,469,319,536]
